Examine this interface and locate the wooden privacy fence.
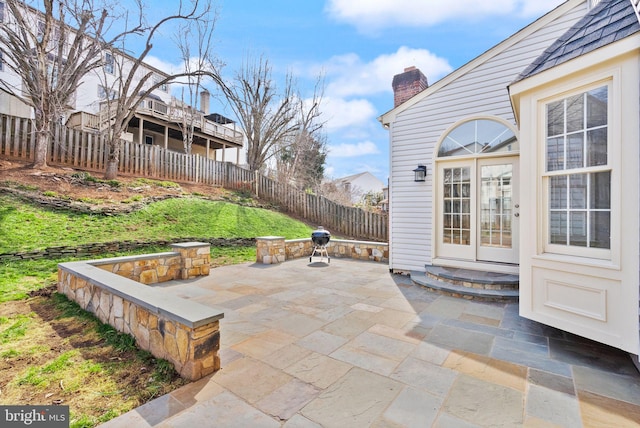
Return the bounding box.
[0,113,388,241]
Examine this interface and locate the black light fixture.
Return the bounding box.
[413,165,427,182]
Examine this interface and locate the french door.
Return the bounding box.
[437,156,519,264]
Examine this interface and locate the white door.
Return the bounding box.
[477,158,519,264]
[437,156,519,264]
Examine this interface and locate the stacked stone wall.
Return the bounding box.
[256,236,286,264]
[95,253,182,284]
[0,237,254,262]
[58,268,221,380]
[257,237,389,263]
[56,242,222,380]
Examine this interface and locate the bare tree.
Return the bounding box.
[222,55,299,172]
[0,0,108,169]
[98,0,223,179]
[173,12,219,155]
[277,75,326,190]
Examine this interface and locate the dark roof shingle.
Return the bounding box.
[515,0,640,82]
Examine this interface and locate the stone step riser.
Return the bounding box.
[425,271,519,291]
[411,270,519,302]
[414,282,519,302]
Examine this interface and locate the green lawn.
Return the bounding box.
[0,194,313,300]
[0,195,313,253]
[0,191,309,426]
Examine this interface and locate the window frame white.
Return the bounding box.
[539,76,619,262]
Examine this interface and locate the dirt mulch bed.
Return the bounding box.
[0,290,188,425]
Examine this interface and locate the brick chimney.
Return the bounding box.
[392,66,428,107]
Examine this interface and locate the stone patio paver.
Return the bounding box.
[99,258,640,427]
[300,367,403,428]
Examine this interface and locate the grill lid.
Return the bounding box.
[311,226,331,245]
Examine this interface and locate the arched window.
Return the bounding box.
[438,119,518,158]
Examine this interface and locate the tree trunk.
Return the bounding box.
[32,131,49,169]
[104,142,120,179]
[105,159,119,180]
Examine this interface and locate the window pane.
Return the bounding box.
[439,119,517,157]
[547,100,564,136]
[590,211,610,249]
[587,86,608,128]
[566,94,584,132]
[444,169,452,183]
[566,133,584,169]
[547,137,564,171]
[587,128,607,166]
[550,176,567,209]
[569,174,587,209]
[590,171,610,209]
[461,214,470,229]
[569,211,587,247]
[550,212,567,244]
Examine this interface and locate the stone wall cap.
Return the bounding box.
[170,242,211,249]
[256,236,285,241]
[288,238,388,246]
[87,252,179,265]
[58,261,224,327]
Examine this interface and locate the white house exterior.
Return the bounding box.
[509,0,639,356]
[380,0,640,359]
[0,0,243,162]
[333,171,386,204]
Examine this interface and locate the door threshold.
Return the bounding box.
[431,257,519,275]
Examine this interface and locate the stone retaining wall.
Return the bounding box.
[0,237,255,262]
[256,237,389,264]
[57,242,223,380]
[94,252,182,284]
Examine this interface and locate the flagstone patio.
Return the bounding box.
[99,258,640,427]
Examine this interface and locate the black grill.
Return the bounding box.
[310,227,330,263]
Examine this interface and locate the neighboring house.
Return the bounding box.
[332,171,385,204]
[0,1,243,162]
[380,0,640,361]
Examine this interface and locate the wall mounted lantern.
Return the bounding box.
[413,165,427,182]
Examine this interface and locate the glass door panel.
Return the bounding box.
[480,164,512,249]
[443,167,471,245]
[477,158,519,264]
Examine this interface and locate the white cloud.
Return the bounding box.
[325,0,565,32]
[322,97,377,131]
[144,56,181,75]
[518,0,567,16]
[323,47,452,98]
[328,141,380,158]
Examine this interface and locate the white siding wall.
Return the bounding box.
[388,2,588,272]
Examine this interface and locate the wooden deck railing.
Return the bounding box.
[0,113,388,241]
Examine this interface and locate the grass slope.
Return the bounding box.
[0,195,313,253]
